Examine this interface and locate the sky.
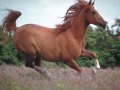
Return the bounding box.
[0,0,120,28]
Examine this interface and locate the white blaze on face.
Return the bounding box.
[95,59,101,69]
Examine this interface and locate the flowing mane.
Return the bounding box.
[55,0,87,33]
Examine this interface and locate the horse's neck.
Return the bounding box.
[70,14,88,43]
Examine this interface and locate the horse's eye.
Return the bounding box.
[92,11,96,14]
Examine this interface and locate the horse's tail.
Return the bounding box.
[2,9,21,32]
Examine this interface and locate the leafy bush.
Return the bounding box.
[0,41,23,65]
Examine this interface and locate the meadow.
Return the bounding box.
[0,64,120,90]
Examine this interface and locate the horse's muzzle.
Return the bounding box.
[101,21,108,29]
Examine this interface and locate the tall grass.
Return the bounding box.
[0,64,120,90]
[0,75,28,90]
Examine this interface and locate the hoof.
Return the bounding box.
[92,67,97,74]
[96,64,100,69]
[95,59,101,69]
[34,66,48,76]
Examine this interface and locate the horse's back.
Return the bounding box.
[14,24,55,41]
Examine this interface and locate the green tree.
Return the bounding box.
[111,18,120,36]
[111,18,120,66]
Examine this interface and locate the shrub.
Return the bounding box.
[0,41,23,65]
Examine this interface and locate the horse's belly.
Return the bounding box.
[41,53,60,62]
[38,46,61,62]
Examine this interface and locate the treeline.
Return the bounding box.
[0,19,120,68]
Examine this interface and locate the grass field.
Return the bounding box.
[0,64,120,90]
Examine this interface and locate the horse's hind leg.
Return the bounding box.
[34,54,48,76]
[34,55,45,73]
[25,55,35,68]
[34,54,41,66]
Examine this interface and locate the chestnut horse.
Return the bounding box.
[2,0,107,74]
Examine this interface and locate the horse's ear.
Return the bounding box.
[92,0,95,5]
[88,0,92,5]
[85,0,92,9]
[84,0,92,11]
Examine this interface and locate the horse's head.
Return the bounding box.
[83,0,107,28]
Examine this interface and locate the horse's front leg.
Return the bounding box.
[81,50,100,69]
[64,59,82,74]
